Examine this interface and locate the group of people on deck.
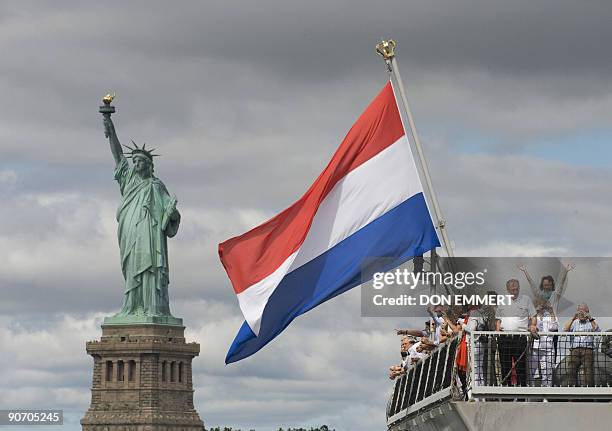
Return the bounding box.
[389,263,603,397]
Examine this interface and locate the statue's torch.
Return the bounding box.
[99,93,116,138]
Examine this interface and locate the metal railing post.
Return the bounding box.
[431,343,442,392]
[469,333,476,399]
[440,338,452,388]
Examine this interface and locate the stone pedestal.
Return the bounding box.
[81,324,204,431]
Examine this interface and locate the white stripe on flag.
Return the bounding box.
[237,251,298,335]
[290,135,422,270]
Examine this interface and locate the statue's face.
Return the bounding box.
[133,155,151,175]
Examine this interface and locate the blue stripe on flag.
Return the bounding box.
[225,192,439,363]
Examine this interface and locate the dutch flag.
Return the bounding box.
[219,81,440,363]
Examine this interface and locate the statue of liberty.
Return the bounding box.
[99,94,182,325]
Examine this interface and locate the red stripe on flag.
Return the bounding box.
[219,82,404,294]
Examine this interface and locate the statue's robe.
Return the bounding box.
[114,157,180,316]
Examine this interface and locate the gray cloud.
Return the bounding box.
[1,1,612,430]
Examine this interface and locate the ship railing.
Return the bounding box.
[469,330,612,400]
[386,331,612,427]
[386,336,460,425]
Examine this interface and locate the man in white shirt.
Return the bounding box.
[495,279,537,386]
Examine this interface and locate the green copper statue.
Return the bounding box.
[100,94,182,325]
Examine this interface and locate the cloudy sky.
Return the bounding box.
[1,1,611,430]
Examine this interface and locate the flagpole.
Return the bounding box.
[376,40,454,258]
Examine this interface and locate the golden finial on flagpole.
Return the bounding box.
[375,39,396,60]
[376,40,396,72]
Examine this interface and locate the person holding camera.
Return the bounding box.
[564,303,601,386]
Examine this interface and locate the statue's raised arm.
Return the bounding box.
[99,93,125,166]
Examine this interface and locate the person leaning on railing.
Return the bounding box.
[563,303,601,387]
[389,335,416,380]
[458,304,490,386]
[396,306,447,346]
[442,305,482,399]
[395,325,428,339]
[407,337,435,368]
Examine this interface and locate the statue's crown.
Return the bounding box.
[122,140,160,161]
